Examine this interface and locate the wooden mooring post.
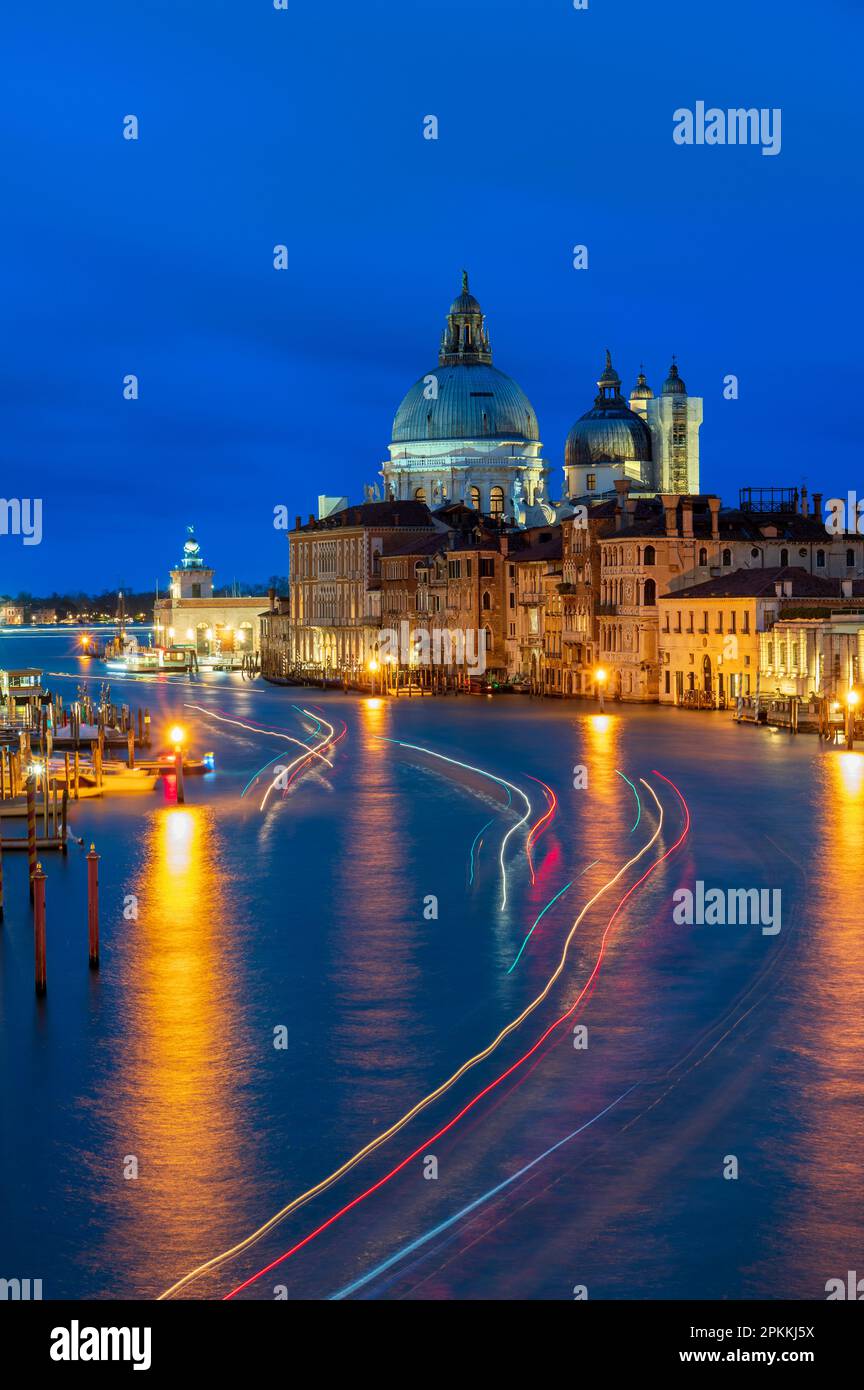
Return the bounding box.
[87,844,100,968]
[26,775,37,902]
[175,746,185,804]
[34,863,46,994]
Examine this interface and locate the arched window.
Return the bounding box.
[469,485,481,510]
[816,549,826,569]
[490,486,504,518]
[644,578,656,606]
[699,547,708,566]
[482,590,491,610]
[780,548,789,567]
[722,549,732,566]
[484,625,493,653]
[414,487,427,503]
[643,545,655,566]
[847,548,855,568]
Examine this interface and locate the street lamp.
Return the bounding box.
[595,666,608,713]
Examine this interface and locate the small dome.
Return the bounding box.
[393,363,539,444]
[565,350,653,468]
[450,290,482,315]
[631,367,653,400]
[449,269,481,316]
[565,409,652,468]
[663,359,687,394]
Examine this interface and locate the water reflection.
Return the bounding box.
[760,748,864,1295]
[92,805,252,1294]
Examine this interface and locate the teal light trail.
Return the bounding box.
[616,769,641,833]
[469,819,494,885]
[240,715,321,798]
[506,880,573,974]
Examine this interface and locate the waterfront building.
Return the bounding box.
[660,569,864,706]
[259,593,291,681]
[513,526,564,693]
[288,499,439,675]
[379,516,515,682]
[154,527,267,656]
[564,352,702,500]
[596,485,864,702]
[759,606,864,701]
[1,601,25,626]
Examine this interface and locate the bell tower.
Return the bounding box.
[646,358,702,494]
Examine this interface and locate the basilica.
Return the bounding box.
[381,273,703,517]
[268,275,864,708]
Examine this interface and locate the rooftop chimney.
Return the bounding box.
[708,496,720,541]
[681,498,694,538]
[268,586,277,612]
[614,477,631,532]
[842,578,853,598]
[660,493,678,537]
[812,492,823,520]
[800,486,809,518]
[295,514,302,531]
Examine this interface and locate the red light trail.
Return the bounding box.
[221,771,690,1299]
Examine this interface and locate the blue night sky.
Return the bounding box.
[1,0,860,594]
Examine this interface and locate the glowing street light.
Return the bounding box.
[595,666,608,711]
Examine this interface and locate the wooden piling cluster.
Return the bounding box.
[0,830,101,994]
[50,697,152,749]
[0,745,25,798]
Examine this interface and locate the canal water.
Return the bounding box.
[1,629,862,1300]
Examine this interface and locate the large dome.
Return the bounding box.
[392,273,539,445]
[393,362,539,444]
[565,350,652,468]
